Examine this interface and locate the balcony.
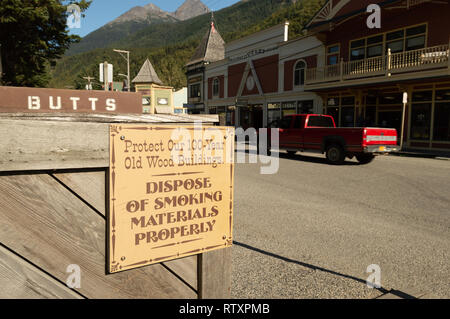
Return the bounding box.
[305,44,450,90]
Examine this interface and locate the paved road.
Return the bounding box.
[231,148,450,298]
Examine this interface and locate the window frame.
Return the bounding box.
[189,83,201,99]
[348,23,428,61]
[212,77,220,98]
[293,59,307,87]
[326,43,340,65]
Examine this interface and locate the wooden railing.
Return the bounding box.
[306,44,449,85]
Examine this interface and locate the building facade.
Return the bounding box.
[186,0,450,151]
[133,58,174,114]
[204,23,324,129]
[304,0,450,151]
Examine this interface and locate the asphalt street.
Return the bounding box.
[231,148,450,298]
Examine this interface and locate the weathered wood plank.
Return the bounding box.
[0,113,219,123]
[0,119,109,171]
[52,171,106,215]
[198,248,232,299]
[0,117,218,172]
[0,174,196,299]
[164,256,198,291]
[0,244,83,299]
[52,170,198,290]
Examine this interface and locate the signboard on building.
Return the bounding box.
[108,124,235,273]
[0,86,142,114]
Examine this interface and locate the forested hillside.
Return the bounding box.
[50,0,325,90]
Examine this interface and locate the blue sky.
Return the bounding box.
[70,0,240,37]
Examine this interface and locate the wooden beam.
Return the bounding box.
[0,174,196,299]
[0,115,218,172]
[52,171,198,291]
[0,119,109,171]
[198,248,232,299]
[52,171,106,214]
[0,244,83,299]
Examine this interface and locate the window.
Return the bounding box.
[212,78,219,97]
[189,83,201,99]
[350,39,366,61]
[268,103,281,125]
[433,89,450,141]
[410,90,432,140]
[367,35,383,58]
[386,29,404,53]
[349,24,427,59]
[282,102,296,117]
[307,116,334,128]
[327,107,339,127]
[327,44,340,65]
[294,60,306,86]
[341,106,355,127]
[298,100,314,114]
[411,103,432,140]
[293,116,306,129]
[279,117,292,129]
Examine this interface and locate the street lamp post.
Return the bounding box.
[113,49,130,92]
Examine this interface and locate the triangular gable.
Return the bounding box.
[306,0,408,30]
[237,61,263,97]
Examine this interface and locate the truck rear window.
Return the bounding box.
[307,116,334,127]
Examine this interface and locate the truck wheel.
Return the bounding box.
[326,144,345,165]
[356,154,375,164]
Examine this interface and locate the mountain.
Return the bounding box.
[50,0,325,90]
[67,0,210,56]
[174,0,210,21]
[108,3,174,25]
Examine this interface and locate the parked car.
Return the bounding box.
[260,114,399,164]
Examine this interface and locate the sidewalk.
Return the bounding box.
[389,148,450,160]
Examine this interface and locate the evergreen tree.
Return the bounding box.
[0,0,91,87]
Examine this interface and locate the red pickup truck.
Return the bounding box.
[261,114,399,164]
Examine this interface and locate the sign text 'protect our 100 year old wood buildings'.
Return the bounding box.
[109,124,235,273]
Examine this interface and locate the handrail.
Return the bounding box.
[305,44,449,84]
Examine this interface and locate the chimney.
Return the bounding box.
[284,21,290,42]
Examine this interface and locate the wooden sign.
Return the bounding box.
[108,124,234,273]
[0,86,142,114]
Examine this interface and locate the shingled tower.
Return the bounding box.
[133,58,174,114]
[186,16,225,113]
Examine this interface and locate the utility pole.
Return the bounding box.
[113,49,130,92]
[104,61,108,91]
[83,76,95,90]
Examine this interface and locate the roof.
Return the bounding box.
[187,22,225,66]
[306,0,401,31]
[132,59,163,85]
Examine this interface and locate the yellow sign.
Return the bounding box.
[108,124,234,273]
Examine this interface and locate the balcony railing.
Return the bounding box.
[306,44,449,86]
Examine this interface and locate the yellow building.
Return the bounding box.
[132,59,174,114]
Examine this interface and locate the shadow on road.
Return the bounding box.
[233,240,416,299]
[235,149,360,166]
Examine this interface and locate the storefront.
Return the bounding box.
[322,82,450,150]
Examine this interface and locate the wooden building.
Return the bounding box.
[304,0,450,151]
[198,22,323,130]
[188,0,449,151]
[186,21,225,114]
[133,59,174,114]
